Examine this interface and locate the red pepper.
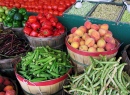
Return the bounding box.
[40,29,53,37]
[41,24,53,30]
[56,22,64,29]
[31,21,41,31]
[45,13,53,20]
[58,29,65,34]
[28,16,37,23]
[37,13,44,20]
[23,27,32,35]
[50,16,58,23]
[25,21,31,28]
[40,17,48,23]
[30,30,38,37]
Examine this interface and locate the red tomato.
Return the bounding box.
[66,1,71,7]
[23,27,32,35]
[45,13,53,20]
[59,1,64,5]
[58,11,63,16]
[30,30,38,37]
[50,16,58,23]
[38,4,43,9]
[49,9,53,14]
[52,4,58,10]
[58,5,65,12]
[31,21,41,31]
[40,17,48,23]
[40,29,53,37]
[53,10,58,16]
[28,16,37,23]
[15,2,21,8]
[56,22,63,29]
[43,4,47,9]
[58,29,65,34]
[37,13,44,20]
[47,5,52,10]
[43,10,49,15]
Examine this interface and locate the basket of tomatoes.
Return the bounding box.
[23,13,67,49]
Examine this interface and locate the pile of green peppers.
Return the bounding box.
[3,7,29,28]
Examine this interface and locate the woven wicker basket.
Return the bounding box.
[122,44,130,75]
[25,32,67,50]
[65,36,120,73]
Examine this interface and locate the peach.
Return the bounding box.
[78,26,87,33]
[100,24,109,30]
[68,34,74,38]
[105,43,115,51]
[80,40,85,46]
[97,38,106,48]
[103,32,113,39]
[104,36,116,44]
[91,30,100,41]
[71,42,79,49]
[91,24,100,31]
[74,28,84,37]
[82,33,89,40]
[107,30,113,36]
[97,47,105,52]
[98,28,107,36]
[68,37,73,43]
[4,85,14,92]
[71,27,78,34]
[85,38,95,47]
[79,45,88,51]
[88,29,96,36]
[88,47,96,52]
[72,36,81,42]
[84,20,92,29]
[93,44,98,48]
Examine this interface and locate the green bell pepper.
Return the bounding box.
[11,7,18,13]
[7,10,15,17]
[22,20,26,27]
[13,13,23,21]
[5,16,13,22]
[7,22,13,27]
[18,8,27,15]
[3,20,8,26]
[24,14,29,21]
[13,20,22,28]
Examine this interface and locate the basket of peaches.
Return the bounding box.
[0,75,18,95]
[65,21,120,73]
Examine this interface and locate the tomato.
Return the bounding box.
[37,13,44,20]
[66,1,71,7]
[31,21,41,31]
[59,1,64,5]
[15,2,21,8]
[43,9,49,15]
[30,30,38,37]
[52,4,58,10]
[23,27,32,35]
[53,10,58,16]
[58,5,65,12]
[38,4,43,9]
[58,29,65,34]
[39,9,44,13]
[50,16,58,23]
[49,9,53,14]
[40,17,47,23]
[47,5,52,10]
[39,29,53,37]
[28,16,37,23]
[70,0,76,4]
[58,11,63,16]
[41,24,53,30]
[56,22,63,29]
[45,13,53,20]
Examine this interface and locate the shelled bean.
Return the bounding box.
[90,4,122,21]
[17,46,72,82]
[66,2,96,17]
[121,10,130,23]
[64,56,130,95]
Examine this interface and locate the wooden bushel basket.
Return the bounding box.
[25,31,67,50]
[65,36,120,73]
[15,69,71,95]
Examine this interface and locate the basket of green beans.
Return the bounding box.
[64,56,130,95]
[15,46,72,95]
